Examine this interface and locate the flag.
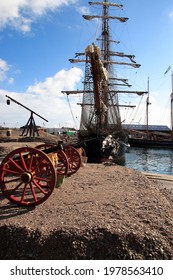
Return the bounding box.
[164,65,171,75]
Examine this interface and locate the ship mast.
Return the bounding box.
[62,1,148,136]
[84,1,127,133]
[146,77,150,137]
[171,71,173,140]
[101,1,114,130]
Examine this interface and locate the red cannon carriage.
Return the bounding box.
[0,144,86,207]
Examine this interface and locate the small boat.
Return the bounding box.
[128,137,173,149]
[62,1,147,163]
[127,73,173,148]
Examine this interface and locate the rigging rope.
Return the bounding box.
[94,18,101,44]
[128,95,144,124]
[66,95,78,129]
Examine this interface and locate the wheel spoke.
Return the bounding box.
[19,152,28,170]
[9,157,24,172]
[30,182,38,202]
[32,157,47,172]
[34,176,53,183]
[2,166,21,175]
[70,163,77,169]
[32,179,49,195]
[56,150,69,175]
[20,183,28,203]
[9,181,23,195]
[29,154,34,170]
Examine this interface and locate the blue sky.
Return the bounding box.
[0,0,173,129]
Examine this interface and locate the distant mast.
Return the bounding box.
[146,77,150,137]
[171,71,173,139]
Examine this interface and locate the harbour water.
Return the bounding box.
[1,147,173,176]
[125,147,173,175]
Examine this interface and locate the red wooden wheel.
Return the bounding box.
[64,146,81,175]
[36,144,69,175]
[56,150,69,175]
[0,147,56,207]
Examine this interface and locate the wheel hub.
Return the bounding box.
[20,171,32,183]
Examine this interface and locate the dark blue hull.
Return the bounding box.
[128,138,173,149]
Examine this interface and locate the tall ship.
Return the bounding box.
[62,1,147,163]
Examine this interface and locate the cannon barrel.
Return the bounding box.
[41,143,64,154]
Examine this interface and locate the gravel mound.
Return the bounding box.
[0,225,172,260]
[0,164,173,259]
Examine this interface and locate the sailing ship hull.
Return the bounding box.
[128,138,173,148]
[79,136,126,164]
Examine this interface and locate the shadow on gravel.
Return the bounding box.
[0,195,34,220]
[0,226,172,260]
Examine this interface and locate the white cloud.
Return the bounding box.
[0,68,171,129]
[27,67,83,95]
[0,58,10,81]
[0,67,83,128]
[169,11,173,19]
[8,77,14,84]
[76,5,90,15]
[0,0,78,33]
[0,58,14,84]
